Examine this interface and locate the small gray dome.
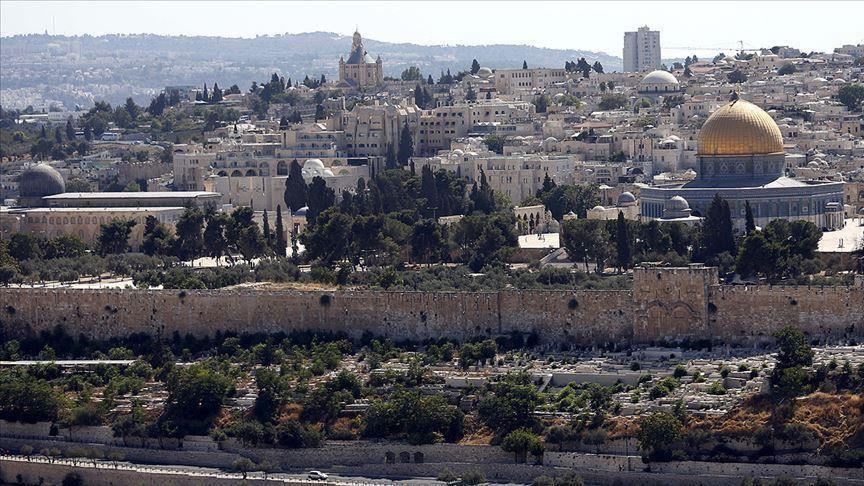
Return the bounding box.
[617,191,636,207]
[18,164,65,199]
[665,195,690,212]
[477,67,493,79]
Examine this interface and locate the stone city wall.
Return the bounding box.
[708,285,864,344]
[1,267,863,346]
[0,288,635,346]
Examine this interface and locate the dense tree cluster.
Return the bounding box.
[285,167,518,272]
[597,94,629,111]
[838,84,864,112]
[735,219,822,280]
[558,193,829,282]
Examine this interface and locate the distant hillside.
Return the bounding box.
[0,32,621,107]
[1,31,622,77]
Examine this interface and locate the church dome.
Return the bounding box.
[697,98,784,156]
[477,67,493,79]
[18,163,65,199]
[640,70,679,86]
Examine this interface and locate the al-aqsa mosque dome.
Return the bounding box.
[697,97,784,156]
[17,163,65,206]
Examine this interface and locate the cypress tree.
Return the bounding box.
[368,179,383,215]
[262,209,272,250]
[702,193,736,259]
[354,178,368,215]
[65,118,75,140]
[541,172,556,194]
[306,176,335,226]
[616,211,631,271]
[414,83,425,108]
[466,85,477,102]
[385,142,398,169]
[274,205,287,257]
[702,194,724,259]
[290,229,299,264]
[211,83,223,103]
[284,160,308,213]
[420,165,439,217]
[340,190,354,214]
[744,200,756,235]
[397,121,413,165]
[720,200,735,255]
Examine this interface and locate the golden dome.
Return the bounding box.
[697,98,783,156]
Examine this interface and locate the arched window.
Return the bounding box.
[231,170,243,177]
[277,161,288,176]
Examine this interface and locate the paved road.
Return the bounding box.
[0,454,442,485]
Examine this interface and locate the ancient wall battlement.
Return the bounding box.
[2,267,862,346]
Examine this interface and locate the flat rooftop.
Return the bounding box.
[43,191,220,199]
[519,233,560,249]
[817,218,864,253]
[15,207,185,213]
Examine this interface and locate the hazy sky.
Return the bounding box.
[2,1,863,58]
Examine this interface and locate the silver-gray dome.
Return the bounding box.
[18,164,65,199]
[617,191,637,207]
[665,195,690,212]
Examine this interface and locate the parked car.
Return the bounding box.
[308,471,328,481]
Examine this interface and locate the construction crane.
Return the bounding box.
[665,40,761,53]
